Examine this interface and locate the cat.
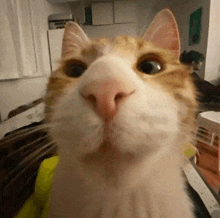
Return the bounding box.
[44,8,197,218]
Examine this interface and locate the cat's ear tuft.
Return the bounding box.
[142,9,180,57]
[62,22,90,57]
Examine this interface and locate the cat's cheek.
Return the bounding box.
[111,88,180,155]
[112,118,179,157]
[49,90,105,156]
[176,101,189,121]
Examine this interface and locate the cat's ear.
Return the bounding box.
[62,22,90,57]
[142,9,180,57]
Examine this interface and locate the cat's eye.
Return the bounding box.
[65,62,87,78]
[137,60,162,75]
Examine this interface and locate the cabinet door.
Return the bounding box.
[114,1,137,24]
[0,0,37,80]
[92,2,114,25]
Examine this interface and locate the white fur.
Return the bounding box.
[48,55,194,218]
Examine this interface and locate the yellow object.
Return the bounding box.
[15,142,197,218]
[14,195,41,218]
[182,142,198,159]
[15,156,59,218]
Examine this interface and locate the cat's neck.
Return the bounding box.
[48,151,192,218]
[55,134,184,182]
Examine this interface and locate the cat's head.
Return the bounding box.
[45,9,197,173]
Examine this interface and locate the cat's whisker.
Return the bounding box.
[1,125,40,140]
[4,144,57,189]
[0,132,40,148]
[23,138,56,158]
[7,142,56,178]
[0,124,50,146]
[3,135,49,160]
[21,142,54,164]
[21,139,52,158]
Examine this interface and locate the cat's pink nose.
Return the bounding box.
[81,80,135,122]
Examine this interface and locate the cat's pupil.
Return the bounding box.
[65,63,87,78]
[138,60,162,74]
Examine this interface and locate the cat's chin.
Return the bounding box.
[80,141,136,168]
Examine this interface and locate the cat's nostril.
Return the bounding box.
[114,90,135,102]
[114,92,126,102]
[86,94,97,105]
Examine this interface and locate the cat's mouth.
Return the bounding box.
[80,141,136,167]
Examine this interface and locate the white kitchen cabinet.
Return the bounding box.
[0,0,73,80]
[28,0,57,77]
[114,1,137,24]
[91,2,114,25]
[48,29,64,72]
[0,0,37,80]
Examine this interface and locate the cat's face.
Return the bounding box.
[45,9,197,171]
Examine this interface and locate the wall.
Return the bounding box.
[170,0,210,80]
[0,0,71,121]
[137,0,168,36]
[205,0,220,84]
[137,0,210,79]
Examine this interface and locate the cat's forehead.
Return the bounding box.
[80,36,141,62]
[62,35,178,66]
[85,36,175,60]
